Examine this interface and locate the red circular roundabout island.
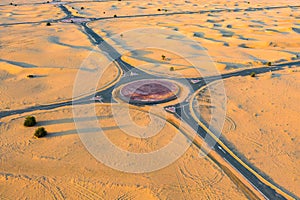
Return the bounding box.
[119,79,180,105]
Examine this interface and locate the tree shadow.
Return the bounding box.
[27,75,48,78]
[38,115,113,126]
[47,125,126,138]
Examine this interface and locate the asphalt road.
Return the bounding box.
[173,103,287,200]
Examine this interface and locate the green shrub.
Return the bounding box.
[24,116,37,127]
[250,72,256,77]
[34,127,47,138]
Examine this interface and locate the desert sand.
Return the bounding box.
[223,69,300,196]
[0,0,299,199]
[0,23,120,110]
[0,105,248,199]
[196,68,300,197]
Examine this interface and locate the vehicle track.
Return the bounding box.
[36,177,65,200]
[66,181,104,200]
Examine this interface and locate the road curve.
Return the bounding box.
[185,81,296,200]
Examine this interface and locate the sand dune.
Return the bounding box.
[0,22,120,110]
[88,3,299,70]
[0,3,65,24]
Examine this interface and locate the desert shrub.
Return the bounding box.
[267,62,272,66]
[46,22,51,26]
[170,67,175,71]
[34,127,47,138]
[157,9,161,11]
[81,6,84,10]
[27,74,35,78]
[250,72,256,77]
[114,14,117,18]
[24,116,37,127]
[161,55,166,60]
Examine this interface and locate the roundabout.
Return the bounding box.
[119,79,180,105]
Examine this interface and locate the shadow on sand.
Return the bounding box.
[38,115,113,126]
[47,125,123,138]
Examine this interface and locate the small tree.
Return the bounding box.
[34,127,47,138]
[24,116,37,127]
[161,55,166,60]
[27,74,35,78]
[250,72,256,77]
